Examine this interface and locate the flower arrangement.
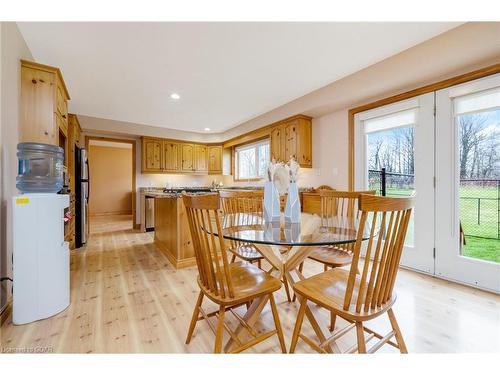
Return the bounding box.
[263,158,301,222]
[265,158,278,182]
[287,157,300,183]
[273,162,290,195]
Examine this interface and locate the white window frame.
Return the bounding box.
[234,139,270,181]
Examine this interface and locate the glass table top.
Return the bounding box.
[212,212,370,247]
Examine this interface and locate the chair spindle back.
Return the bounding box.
[219,190,263,215]
[183,193,235,299]
[343,194,414,314]
[219,190,264,249]
[319,190,376,227]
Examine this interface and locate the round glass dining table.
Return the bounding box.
[218,212,367,247]
[213,211,368,353]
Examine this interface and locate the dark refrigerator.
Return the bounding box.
[75,146,89,247]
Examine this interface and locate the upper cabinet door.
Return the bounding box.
[163,142,180,172]
[143,138,163,172]
[208,146,222,173]
[20,67,57,144]
[195,145,208,172]
[284,121,298,161]
[181,144,194,172]
[270,125,284,162]
[283,117,312,167]
[296,118,312,167]
[56,83,68,120]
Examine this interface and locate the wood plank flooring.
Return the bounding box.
[1,214,499,353]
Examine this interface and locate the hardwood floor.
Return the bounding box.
[1,214,499,353]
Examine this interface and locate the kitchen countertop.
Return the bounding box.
[139,186,315,198]
[144,192,180,198]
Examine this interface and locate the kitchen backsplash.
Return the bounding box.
[138,173,224,188]
[139,167,330,190]
[222,167,328,189]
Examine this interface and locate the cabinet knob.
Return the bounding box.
[44,131,49,135]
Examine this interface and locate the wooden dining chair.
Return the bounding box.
[219,190,265,268]
[183,193,286,353]
[219,190,293,302]
[290,194,414,354]
[295,190,377,327]
[302,189,377,272]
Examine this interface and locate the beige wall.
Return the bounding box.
[0,22,33,312]
[0,23,34,311]
[88,145,133,215]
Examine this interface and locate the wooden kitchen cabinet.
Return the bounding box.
[208,145,222,174]
[181,143,195,172]
[302,192,321,214]
[20,60,70,146]
[194,144,208,173]
[270,125,284,162]
[57,113,68,137]
[141,138,223,175]
[67,114,81,250]
[142,137,163,172]
[225,114,313,168]
[71,114,82,147]
[154,196,196,269]
[139,114,312,176]
[281,116,312,167]
[163,141,180,172]
[67,115,80,192]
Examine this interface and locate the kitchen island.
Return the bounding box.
[154,194,196,269]
[144,184,329,269]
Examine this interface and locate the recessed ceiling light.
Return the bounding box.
[170,93,180,100]
[204,128,211,131]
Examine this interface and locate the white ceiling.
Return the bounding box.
[18,22,460,133]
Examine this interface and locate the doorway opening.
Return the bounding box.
[86,137,136,234]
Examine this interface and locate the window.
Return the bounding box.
[235,139,270,180]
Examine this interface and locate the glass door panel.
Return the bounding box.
[435,74,500,292]
[355,93,435,273]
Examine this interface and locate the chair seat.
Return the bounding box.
[293,268,396,321]
[228,243,264,261]
[199,262,282,306]
[307,246,353,267]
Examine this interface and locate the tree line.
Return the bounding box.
[458,112,499,180]
[367,111,499,180]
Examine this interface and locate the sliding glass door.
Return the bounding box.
[435,74,500,292]
[354,93,435,274]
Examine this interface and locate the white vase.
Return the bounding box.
[285,182,301,223]
[263,181,281,222]
[284,222,301,243]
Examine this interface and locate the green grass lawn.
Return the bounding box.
[462,236,500,263]
[459,186,499,263]
[369,185,499,263]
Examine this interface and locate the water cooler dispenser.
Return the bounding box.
[12,193,70,324]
